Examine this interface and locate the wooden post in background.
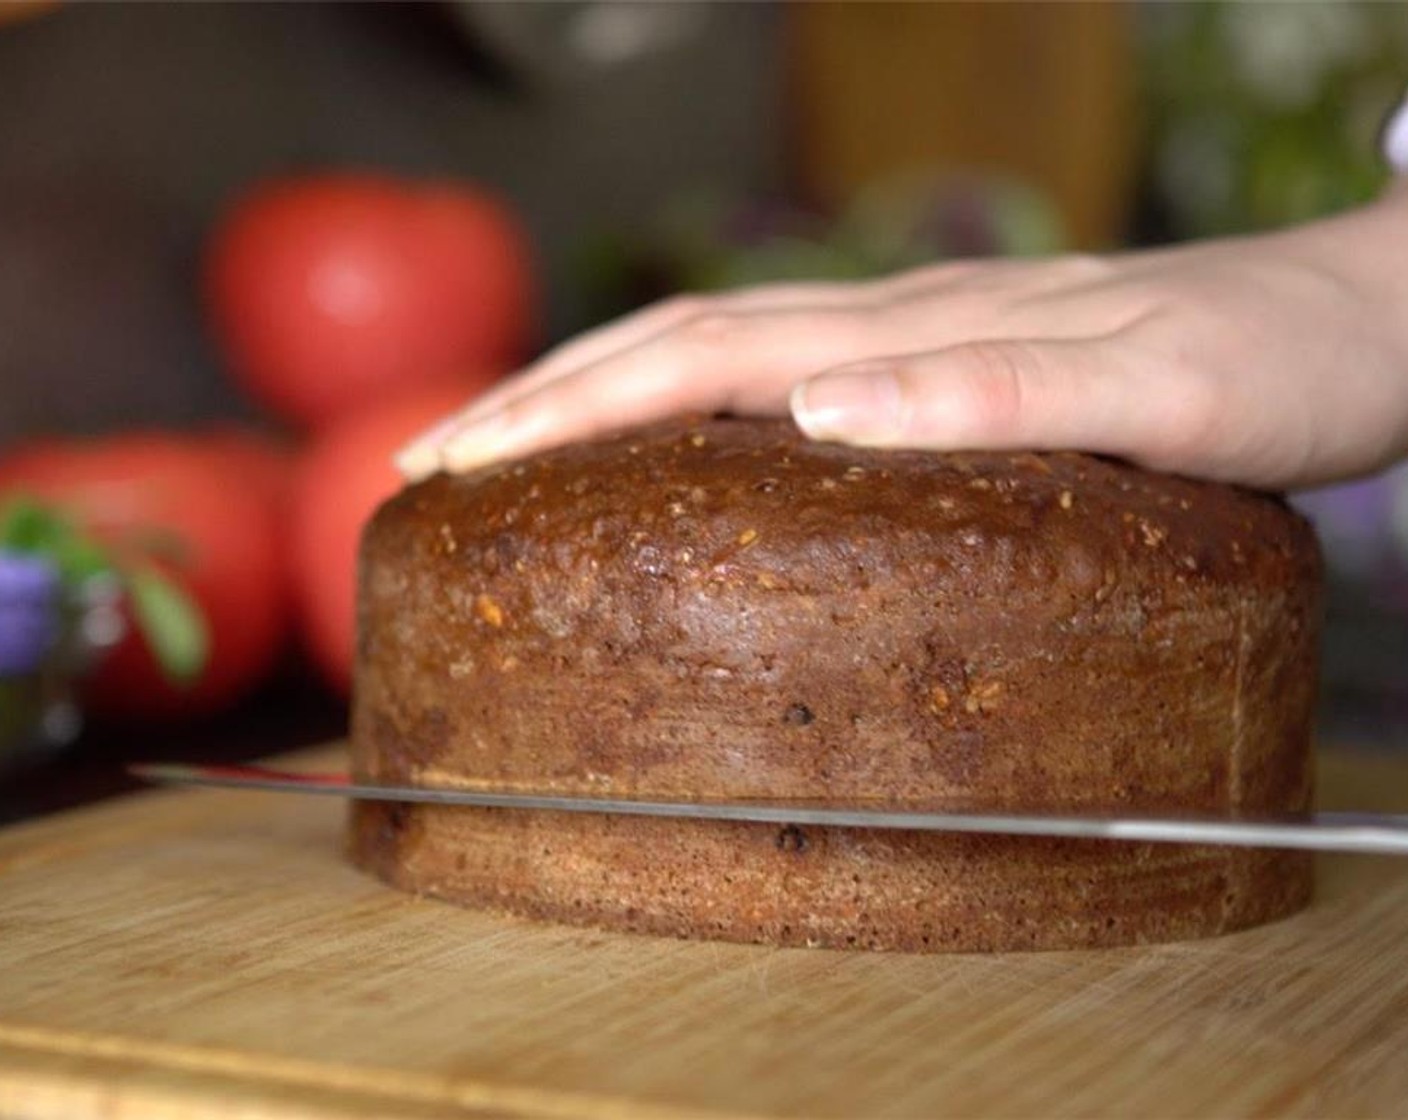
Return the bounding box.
[787,2,1138,249]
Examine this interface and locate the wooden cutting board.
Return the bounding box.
[2,745,1407,1119]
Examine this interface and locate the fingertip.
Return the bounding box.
[394,443,442,483]
[394,413,466,468]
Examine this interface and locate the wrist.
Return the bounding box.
[1275,183,1408,366]
[1355,184,1408,363]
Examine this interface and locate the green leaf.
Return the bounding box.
[0,495,115,583]
[0,496,209,685]
[55,537,111,583]
[125,565,209,686]
[0,495,69,551]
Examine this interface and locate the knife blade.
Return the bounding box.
[129,762,1408,856]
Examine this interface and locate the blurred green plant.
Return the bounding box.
[0,498,207,684]
[577,173,1066,323]
[1140,1,1408,237]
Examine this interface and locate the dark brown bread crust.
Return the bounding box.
[349,417,1321,951]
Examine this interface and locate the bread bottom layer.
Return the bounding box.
[350,802,1312,953]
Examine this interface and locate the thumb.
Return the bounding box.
[789,338,1149,457]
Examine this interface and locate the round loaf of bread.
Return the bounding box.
[350,417,1321,952]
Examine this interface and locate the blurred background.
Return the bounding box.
[1,1,1406,821]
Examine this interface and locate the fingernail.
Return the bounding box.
[791,366,907,445]
[394,415,465,480]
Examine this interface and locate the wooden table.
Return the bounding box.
[2,746,1407,1118]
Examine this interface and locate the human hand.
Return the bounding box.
[396,189,1408,491]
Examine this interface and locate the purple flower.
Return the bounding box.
[0,552,60,675]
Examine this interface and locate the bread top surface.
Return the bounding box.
[367,416,1319,604]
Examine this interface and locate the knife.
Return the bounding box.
[129,762,1408,856]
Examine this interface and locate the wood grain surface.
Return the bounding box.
[1,745,1407,1119]
[787,3,1136,248]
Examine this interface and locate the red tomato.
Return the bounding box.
[194,424,299,635]
[289,385,475,693]
[204,173,533,430]
[196,425,297,517]
[0,434,285,719]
